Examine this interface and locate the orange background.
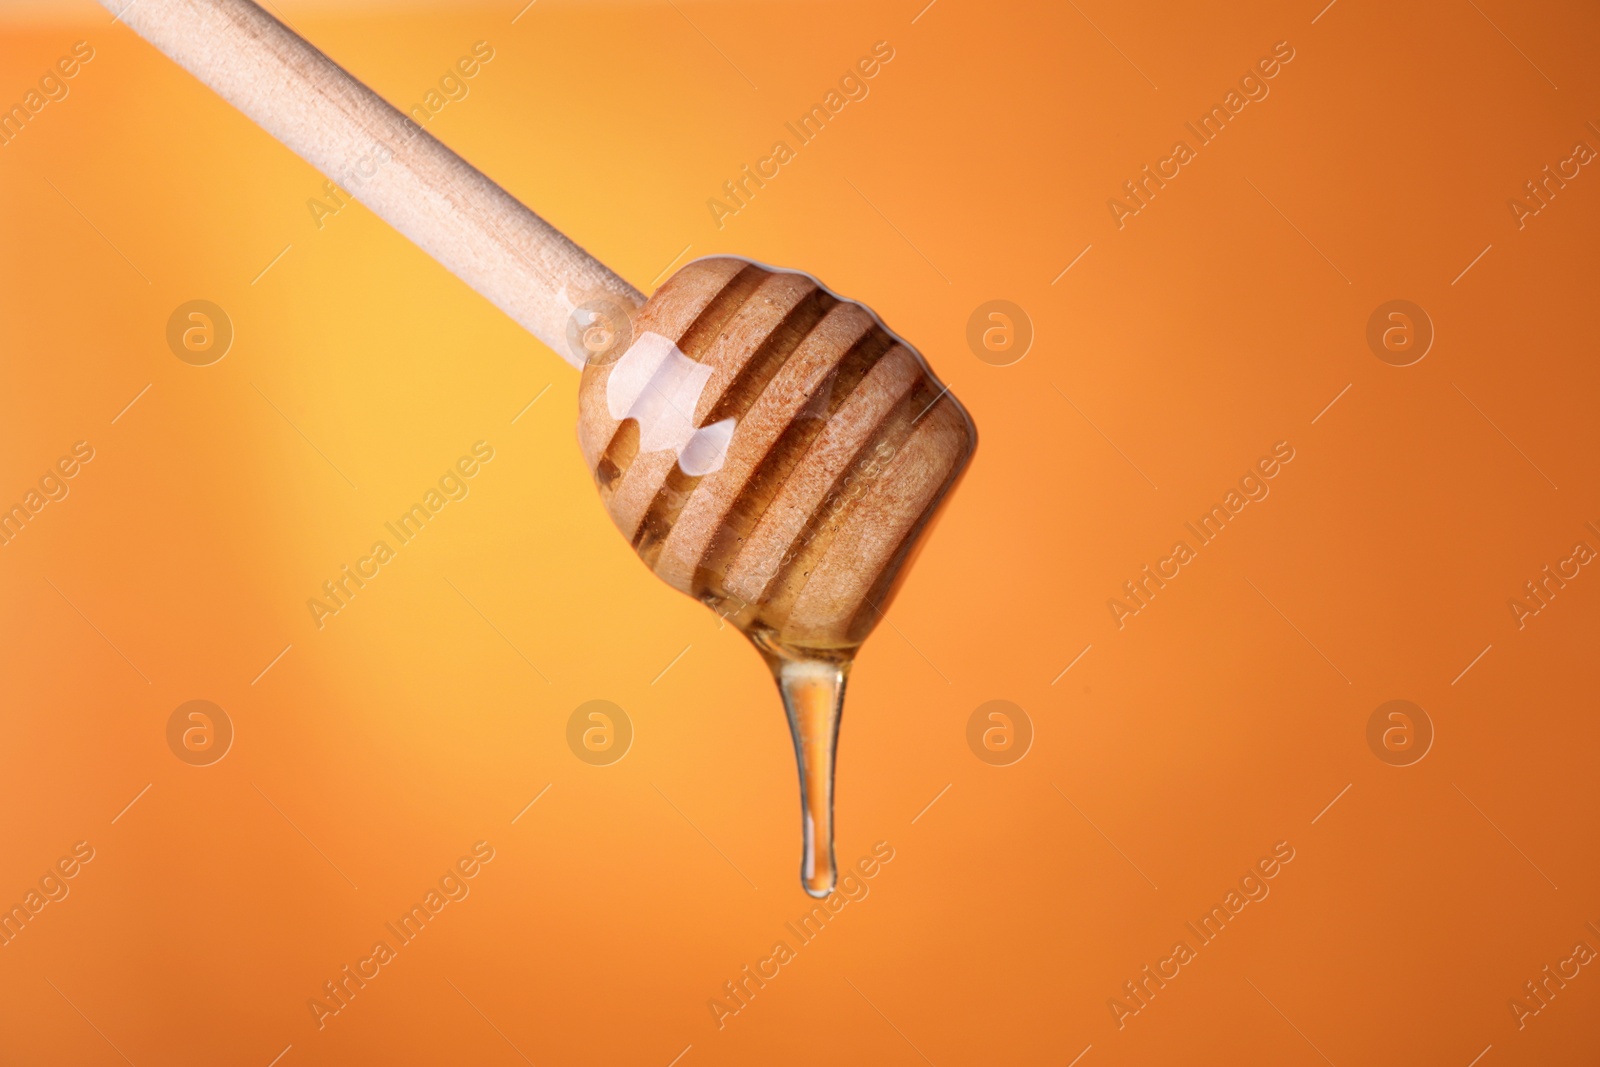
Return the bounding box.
[2,0,1598,1063]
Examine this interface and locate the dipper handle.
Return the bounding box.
[99,0,642,365]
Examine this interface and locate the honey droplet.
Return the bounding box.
[761,646,849,898]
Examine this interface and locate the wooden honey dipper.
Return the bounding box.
[107,0,976,896]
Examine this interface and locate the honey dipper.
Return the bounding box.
[106,0,976,896]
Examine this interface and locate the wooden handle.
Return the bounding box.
[99,0,642,367]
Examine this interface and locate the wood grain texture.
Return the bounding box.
[98,0,642,365]
[579,258,976,652]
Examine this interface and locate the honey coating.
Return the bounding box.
[578,257,975,894]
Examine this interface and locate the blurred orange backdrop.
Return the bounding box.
[1,0,1598,1064]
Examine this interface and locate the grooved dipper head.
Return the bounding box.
[576,257,976,655]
